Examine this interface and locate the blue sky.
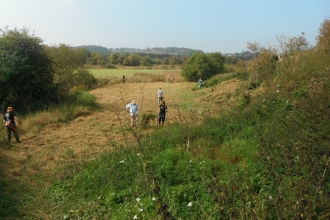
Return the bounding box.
[0,0,329,53]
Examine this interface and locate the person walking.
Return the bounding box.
[198,78,204,88]
[3,106,21,143]
[122,75,126,84]
[158,100,168,125]
[157,88,163,105]
[126,100,139,127]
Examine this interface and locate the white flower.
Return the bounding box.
[187,202,193,207]
[268,195,273,200]
[120,160,124,163]
[152,197,156,201]
[133,215,137,219]
[277,90,279,93]
[189,160,193,163]
[137,153,141,156]
[136,197,140,202]
[138,208,143,212]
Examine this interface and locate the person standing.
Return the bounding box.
[198,78,204,88]
[157,88,163,105]
[122,75,126,84]
[126,100,139,127]
[3,106,21,143]
[167,74,171,83]
[158,101,168,125]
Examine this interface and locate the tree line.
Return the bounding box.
[0,28,97,113]
[0,27,237,113]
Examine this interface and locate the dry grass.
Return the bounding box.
[0,79,251,217]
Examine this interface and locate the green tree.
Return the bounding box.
[127,54,141,66]
[317,17,330,50]
[90,52,104,65]
[163,57,170,65]
[141,55,152,66]
[45,44,86,97]
[169,55,180,67]
[109,53,121,65]
[0,27,57,112]
[181,53,225,81]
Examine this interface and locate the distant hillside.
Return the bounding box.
[73,45,254,61]
[73,45,204,56]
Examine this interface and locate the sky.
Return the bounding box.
[0,0,329,53]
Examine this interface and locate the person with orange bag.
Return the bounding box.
[3,106,21,143]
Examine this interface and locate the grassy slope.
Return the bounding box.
[0,78,249,218]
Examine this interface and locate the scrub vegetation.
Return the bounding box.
[1,18,330,219]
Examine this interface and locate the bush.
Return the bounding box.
[106,63,117,69]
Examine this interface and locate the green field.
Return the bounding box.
[89,69,180,78]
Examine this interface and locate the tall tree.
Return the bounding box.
[45,44,86,96]
[181,53,225,81]
[0,27,57,112]
[317,17,330,50]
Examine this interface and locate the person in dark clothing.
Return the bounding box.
[158,100,168,125]
[3,106,21,142]
[122,75,126,84]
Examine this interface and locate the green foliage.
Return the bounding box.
[181,52,225,81]
[45,44,89,97]
[0,27,57,113]
[140,113,157,129]
[105,63,117,69]
[203,71,249,87]
[74,69,97,88]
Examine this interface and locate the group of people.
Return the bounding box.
[125,87,168,127]
[6,75,199,142]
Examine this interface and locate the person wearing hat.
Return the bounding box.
[126,100,139,126]
[3,106,21,143]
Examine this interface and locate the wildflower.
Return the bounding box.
[268,195,273,200]
[189,160,193,163]
[277,90,279,93]
[120,160,124,163]
[136,197,140,202]
[152,197,156,201]
[138,208,143,212]
[187,202,193,207]
[133,215,137,219]
[137,153,141,156]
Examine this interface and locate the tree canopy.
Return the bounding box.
[181,52,225,81]
[0,27,57,113]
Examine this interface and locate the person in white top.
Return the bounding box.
[126,100,139,126]
[157,88,163,105]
